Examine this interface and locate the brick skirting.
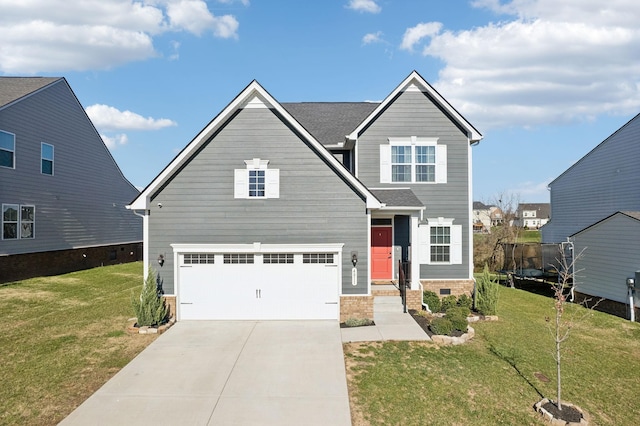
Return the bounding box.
[421,279,474,298]
[340,295,373,322]
[0,242,142,284]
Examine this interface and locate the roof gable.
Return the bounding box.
[129,80,382,210]
[347,70,482,143]
[0,77,61,109]
[571,210,640,236]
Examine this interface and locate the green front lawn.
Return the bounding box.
[0,262,155,426]
[345,286,640,425]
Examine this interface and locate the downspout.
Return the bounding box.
[129,208,149,280]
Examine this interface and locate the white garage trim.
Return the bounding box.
[171,243,344,321]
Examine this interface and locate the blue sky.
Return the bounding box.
[2,0,639,203]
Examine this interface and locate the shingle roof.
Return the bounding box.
[620,211,640,221]
[0,77,61,109]
[370,188,423,208]
[282,102,379,146]
[473,201,490,209]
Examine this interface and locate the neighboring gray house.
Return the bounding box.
[542,113,640,319]
[0,77,142,282]
[571,212,640,319]
[515,203,550,229]
[129,71,482,321]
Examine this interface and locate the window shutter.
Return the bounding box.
[380,144,391,183]
[450,224,462,264]
[234,169,248,199]
[418,224,430,264]
[266,169,280,198]
[436,144,447,183]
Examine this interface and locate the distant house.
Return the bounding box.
[129,71,482,322]
[0,77,142,283]
[542,113,640,320]
[515,203,550,228]
[472,201,491,233]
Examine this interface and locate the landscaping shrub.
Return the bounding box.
[131,266,169,327]
[445,306,469,332]
[429,317,453,335]
[457,294,473,311]
[441,295,458,312]
[345,318,374,327]
[475,264,500,316]
[423,290,441,312]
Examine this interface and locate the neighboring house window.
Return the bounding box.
[380,137,446,184]
[41,143,54,175]
[418,218,462,265]
[234,158,279,199]
[2,204,35,240]
[0,130,15,169]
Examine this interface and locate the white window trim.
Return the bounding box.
[380,136,446,184]
[41,142,54,175]
[0,130,16,169]
[234,158,280,199]
[418,217,462,265]
[2,203,35,240]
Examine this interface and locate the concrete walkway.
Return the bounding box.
[340,310,432,343]
[60,321,351,426]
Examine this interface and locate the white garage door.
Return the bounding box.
[174,244,342,320]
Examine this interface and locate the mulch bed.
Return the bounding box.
[541,401,584,423]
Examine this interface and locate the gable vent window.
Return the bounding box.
[234,158,279,199]
[380,137,446,184]
[0,130,15,169]
[224,253,254,264]
[303,253,334,264]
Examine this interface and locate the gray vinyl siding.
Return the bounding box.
[149,107,369,295]
[0,80,141,255]
[542,115,640,243]
[357,90,471,279]
[573,214,640,305]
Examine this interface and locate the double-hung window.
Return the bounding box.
[2,204,35,240]
[418,218,462,265]
[41,143,54,175]
[381,137,446,184]
[234,158,279,199]
[0,130,15,169]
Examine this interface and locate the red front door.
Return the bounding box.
[371,227,392,280]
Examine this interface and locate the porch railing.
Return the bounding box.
[398,260,410,313]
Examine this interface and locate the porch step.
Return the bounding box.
[374,295,404,313]
[372,284,400,297]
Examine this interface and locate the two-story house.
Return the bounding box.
[515,203,550,229]
[542,113,640,320]
[128,71,482,321]
[0,77,142,283]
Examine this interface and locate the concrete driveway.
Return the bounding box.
[60,321,351,426]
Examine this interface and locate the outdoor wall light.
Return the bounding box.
[157,254,165,267]
[351,251,358,267]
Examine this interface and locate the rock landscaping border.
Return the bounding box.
[126,317,175,335]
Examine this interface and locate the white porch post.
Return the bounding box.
[142,212,150,280]
[410,213,421,290]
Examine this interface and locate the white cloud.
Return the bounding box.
[86,104,177,131]
[346,0,381,14]
[363,31,383,44]
[217,0,250,5]
[0,0,240,74]
[400,22,443,52]
[101,133,129,150]
[405,0,640,129]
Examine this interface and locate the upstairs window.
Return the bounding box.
[0,130,15,169]
[381,137,446,184]
[234,158,279,199]
[41,143,54,175]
